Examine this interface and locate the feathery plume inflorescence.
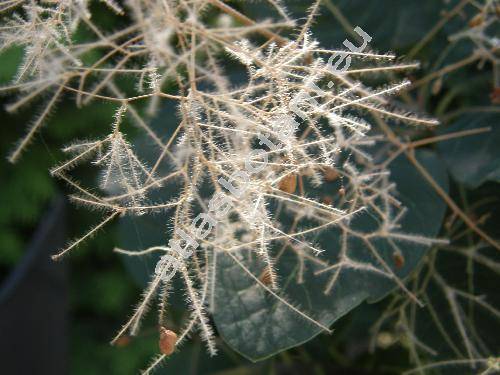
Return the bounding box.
[1,0,447,372]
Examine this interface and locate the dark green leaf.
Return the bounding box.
[212,149,448,361]
[437,113,500,189]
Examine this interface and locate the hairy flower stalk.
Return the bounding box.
[1,0,447,372]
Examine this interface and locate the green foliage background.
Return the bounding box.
[0,0,498,374]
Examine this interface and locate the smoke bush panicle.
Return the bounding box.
[1,0,457,373]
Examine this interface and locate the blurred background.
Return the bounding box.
[0,0,499,374]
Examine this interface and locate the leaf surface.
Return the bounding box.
[212,149,448,360]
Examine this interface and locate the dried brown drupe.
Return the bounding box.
[279,173,297,194]
[259,268,273,286]
[159,327,178,356]
[322,166,339,182]
[393,253,405,269]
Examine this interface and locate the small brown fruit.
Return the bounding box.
[115,335,131,347]
[259,268,273,286]
[468,13,484,28]
[321,195,333,205]
[393,253,405,269]
[490,87,500,104]
[279,173,297,194]
[159,327,177,356]
[322,166,339,182]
